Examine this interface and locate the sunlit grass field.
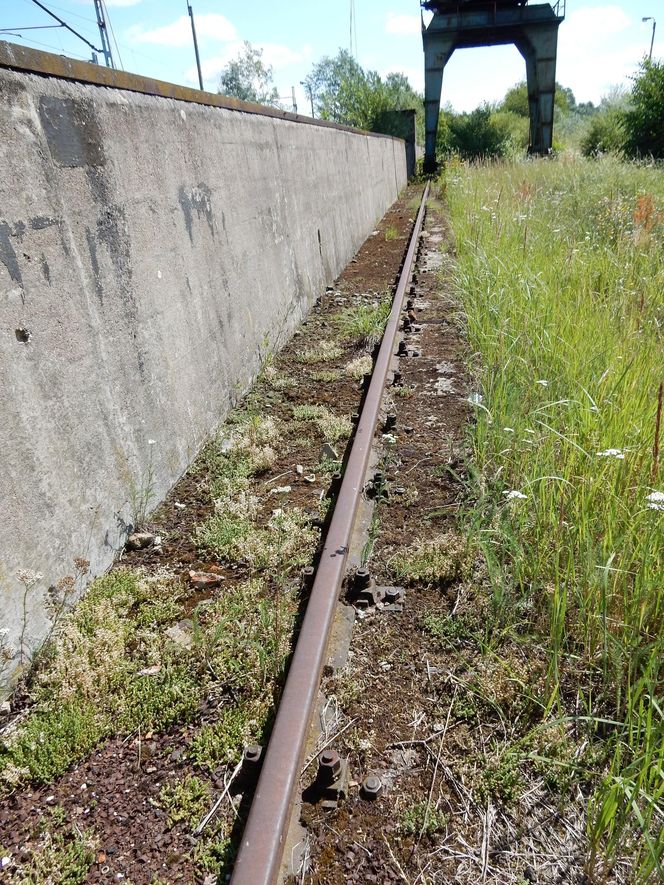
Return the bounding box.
[446,157,664,880]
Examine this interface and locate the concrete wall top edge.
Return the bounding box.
[0,40,404,145]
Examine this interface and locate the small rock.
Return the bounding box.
[321,443,338,461]
[138,665,161,677]
[1,857,11,870]
[174,502,186,510]
[304,474,316,483]
[270,485,291,495]
[188,570,224,590]
[295,464,304,476]
[0,700,11,715]
[153,536,162,547]
[165,620,194,649]
[125,532,156,551]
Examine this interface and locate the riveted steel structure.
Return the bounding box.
[422,1,566,170]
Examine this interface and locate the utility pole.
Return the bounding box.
[643,17,657,60]
[291,86,297,115]
[349,0,358,58]
[301,81,315,117]
[93,0,114,68]
[187,3,204,91]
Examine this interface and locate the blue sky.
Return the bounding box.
[1,2,660,112]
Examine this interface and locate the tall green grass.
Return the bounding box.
[446,157,664,879]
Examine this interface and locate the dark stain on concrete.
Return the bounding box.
[97,205,133,297]
[40,255,51,284]
[178,184,215,241]
[39,96,105,168]
[30,216,58,231]
[85,227,102,299]
[0,222,22,286]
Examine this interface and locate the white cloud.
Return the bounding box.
[129,14,236,48]
[185,42,311,92]
[260,43,312,69]
[563,5,631,41]
[557,5,643,103]
[385,13,421,36]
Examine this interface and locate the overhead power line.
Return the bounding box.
[28,0,103,55]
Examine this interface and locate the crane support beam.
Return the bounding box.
[422,1,565,171]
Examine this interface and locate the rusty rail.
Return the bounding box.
[230,182,430,885]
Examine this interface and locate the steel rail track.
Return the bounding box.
[230,182,430,885]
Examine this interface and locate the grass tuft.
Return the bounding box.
[334,298,391,346]
[391,533,470,587]
[292,404,352,443]
[295,341,344,364]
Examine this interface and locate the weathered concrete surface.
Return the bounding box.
[0,66,407,689]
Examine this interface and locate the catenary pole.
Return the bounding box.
[187,3,204,90]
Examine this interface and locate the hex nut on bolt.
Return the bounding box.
[361,775,383,800]
[354,568,372,590]
[244,744,262,765]
[317,749,342,784]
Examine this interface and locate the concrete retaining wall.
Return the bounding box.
[0,55,407,689]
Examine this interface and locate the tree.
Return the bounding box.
[500,81,574,118]
[447,106,508,159]
[622,59,664,158]
[580,107,625,157]
[301,50,421,133]
[218,41,280,107]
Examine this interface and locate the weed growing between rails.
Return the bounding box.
[446,157,664,880]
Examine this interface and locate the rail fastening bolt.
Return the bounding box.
[361,775,383,800]
[244,744,262,764]
[354,568,372,590]
[302,566,315,588]
[397,341,408,357]
[318,749,342,783]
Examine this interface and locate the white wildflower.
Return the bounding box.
[597,449,625,460]
[504,427,515,433]
[503,490,528,501]
[536,380,549,387]
[646,491,664,512]
[16,569,43,586]
[382,433,397,444]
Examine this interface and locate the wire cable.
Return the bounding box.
[101,0,123,70]
[27,0,103,54]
